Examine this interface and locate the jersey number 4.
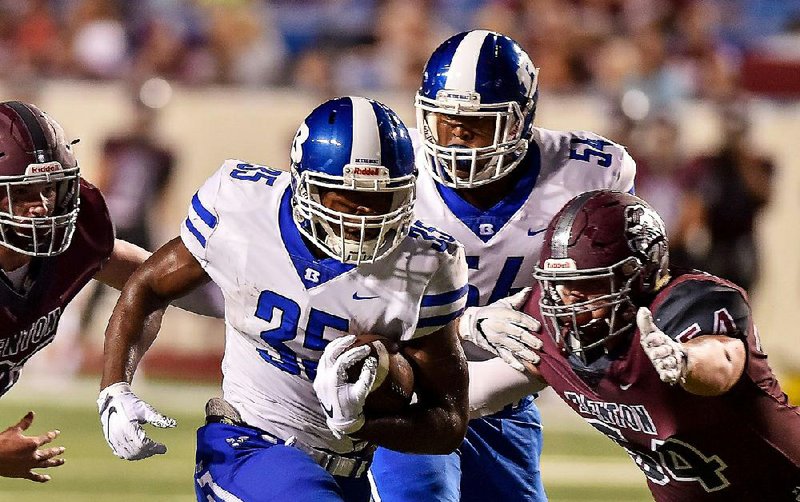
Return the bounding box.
[254,290,348,380]
[588,419,730,492]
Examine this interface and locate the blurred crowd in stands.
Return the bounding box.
[1,0,799,97]
[1,0,794,293]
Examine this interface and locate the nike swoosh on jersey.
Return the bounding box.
[619,383,633,390]
[352,292,380,300]
[322,403,334,418]
[527,228,547,236]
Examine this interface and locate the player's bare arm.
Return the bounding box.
[93,238,222,318]
[681,335,746,396]
[638,307,747,396]
[92,238,150,290]
[0,412,65,483]
[101,237,210,386]
[354,321,469,454]
[98,237,210,460]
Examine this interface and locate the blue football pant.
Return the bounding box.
[370,397,545,502]
[194,421,371,502]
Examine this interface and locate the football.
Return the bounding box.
[345,333,415,415]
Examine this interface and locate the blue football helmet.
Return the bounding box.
[416,30,539,188]
[290,96,416,265]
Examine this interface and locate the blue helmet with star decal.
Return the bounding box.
[416,30,539,188]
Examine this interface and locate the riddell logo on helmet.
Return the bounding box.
[344,165,388,180]
[26,162,62,174]
[353,167,380,176]
[543,258,576,270]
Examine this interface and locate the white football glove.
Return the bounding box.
[313,335,378,439]
[638,307,689,385]
[459,287,543,372]
[97,382,176,460]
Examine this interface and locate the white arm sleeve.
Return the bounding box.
[467,357,546,419]
[614,147,637,193]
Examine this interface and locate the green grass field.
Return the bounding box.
[0,378,651,501]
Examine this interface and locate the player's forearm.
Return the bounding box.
[101,238,212,387]
[355,323,470,453]
[100,276,168,387]
[358,341,469,452]
[468,358,546,419]
[94,239,151,291]
[356,401,468,454]
[681,336,746,396]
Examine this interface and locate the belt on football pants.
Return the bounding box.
[205,398,374,478]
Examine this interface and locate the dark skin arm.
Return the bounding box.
[101,237,211,387]
[93,238,223,318]
[354,321,469,454]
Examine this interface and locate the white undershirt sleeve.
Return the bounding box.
[467,357,546,419]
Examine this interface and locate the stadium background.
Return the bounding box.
[1,0,799,500]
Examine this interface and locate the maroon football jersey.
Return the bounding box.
[525,271,800,501]
[0,179,113,395]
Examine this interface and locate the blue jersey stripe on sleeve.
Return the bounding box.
[184,217,207,248]
[421,285,469,307]
[417,308,465,329]
[191,193,218,229]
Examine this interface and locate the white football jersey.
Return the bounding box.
[181,160,468,453]
[412,126,636,308]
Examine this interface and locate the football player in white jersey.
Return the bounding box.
[369,31,637,502]
[96,96,470,502]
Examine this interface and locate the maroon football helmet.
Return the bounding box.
[0,101,80,256]
[533,190,670,362]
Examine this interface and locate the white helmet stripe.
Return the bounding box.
[348,96,381,165]
[444,30,491,92]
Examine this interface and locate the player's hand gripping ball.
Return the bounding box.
[345,333,415,415]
